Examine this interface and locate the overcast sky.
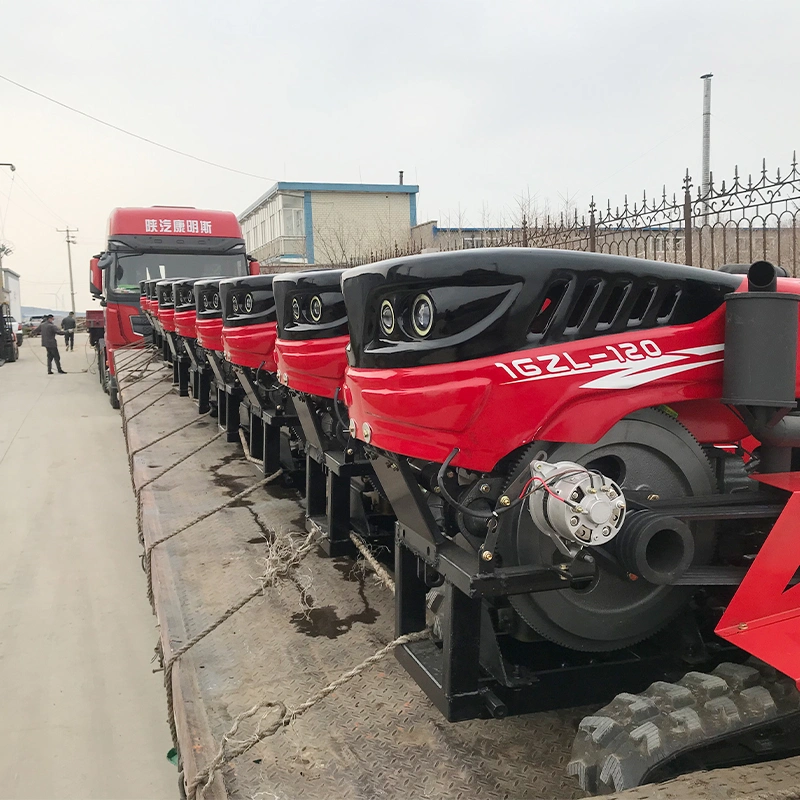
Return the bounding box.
[2,0,798,312]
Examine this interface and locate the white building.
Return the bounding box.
[239,181,419,270]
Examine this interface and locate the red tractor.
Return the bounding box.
[273,269,394,555]
[216,275,305,483]
[339,250,800,792]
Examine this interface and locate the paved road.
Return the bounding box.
[0,334,176,799]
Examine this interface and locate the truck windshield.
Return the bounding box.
[111,253,248,294]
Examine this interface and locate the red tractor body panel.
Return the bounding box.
[275,335,349,399]
[343,280,800,472]
[158,304,176,333]
[196,317,224,353]
[222,321,278,371]
[174,308,197,339]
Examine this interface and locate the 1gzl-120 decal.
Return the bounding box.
[495,342,725,390]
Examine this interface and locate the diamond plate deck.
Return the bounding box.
[117,354,800,800]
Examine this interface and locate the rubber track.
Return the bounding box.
[567,661,800,795]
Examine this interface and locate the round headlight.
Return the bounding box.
[309,295,322,322]
[202,294,210,310]
[232,295,239,313]
[292,297,301,321]
[244,293,253,313]
[411,294,434,337]
[212,292,220,309]
[380,300,395,335]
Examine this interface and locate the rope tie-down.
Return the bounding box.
[122,366,433,800]
[143,471,282,606]
[184,530,421,799]
[158,526,316,754]
[186,628,430,800]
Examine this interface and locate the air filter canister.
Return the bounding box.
[722,290,800,408]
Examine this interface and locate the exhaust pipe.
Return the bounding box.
[723,261,800,472]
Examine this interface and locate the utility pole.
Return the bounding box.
[0,164,15,270]
[57,227,78,313]
[700,73,713,201]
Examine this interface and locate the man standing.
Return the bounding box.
[62,311,76,351]
[38,314,66,374]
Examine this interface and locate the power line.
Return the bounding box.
[0,73,278,182]
[0,182,59,230]
[14,172,70,225]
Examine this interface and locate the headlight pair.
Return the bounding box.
[202,292,220,310]
[380,293,434,338]
[231,293,254,314]
[291,295,323,323]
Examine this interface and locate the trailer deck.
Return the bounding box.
[117,351,800,800]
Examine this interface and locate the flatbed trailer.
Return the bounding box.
[114,338,800,800]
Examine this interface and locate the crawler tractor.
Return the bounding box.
[273,269,394,555]
[340,249,800,793]
[171,278,202,398]
[218,275,305,481]
[193,277,229,416]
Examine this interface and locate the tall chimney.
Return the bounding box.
[700,73,713,200]
[399,170,404,185]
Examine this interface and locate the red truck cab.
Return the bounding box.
[89,206,259,408]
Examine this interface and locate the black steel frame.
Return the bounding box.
[294,395,393,557]
[228,365,305,482]
[182,339,212,414]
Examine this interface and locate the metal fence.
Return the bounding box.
[340,154,800,274]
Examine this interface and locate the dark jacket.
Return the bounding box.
[39,320,64,348]
[62,316,77,331]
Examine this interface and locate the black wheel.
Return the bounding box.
[7,342,17,362]
[109,386,120,409]
[501,408,716,652]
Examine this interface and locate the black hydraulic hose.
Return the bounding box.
[437,448,498,520]
[333,387,349,432]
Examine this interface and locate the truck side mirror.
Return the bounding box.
[249,258,261,276]
[90,256,103,297]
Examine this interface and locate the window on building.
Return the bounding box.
[280,194,304,238]
[282,208,304,237]
[269,209,279,241]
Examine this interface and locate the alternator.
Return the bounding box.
[527,460,626,548]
